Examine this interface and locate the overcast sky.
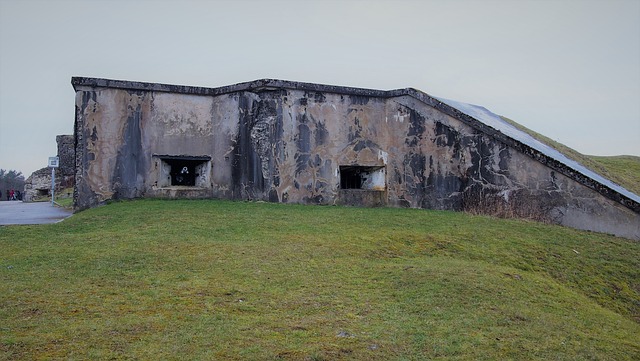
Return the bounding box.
[1,0,639,177]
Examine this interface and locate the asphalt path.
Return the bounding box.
[0,201,73,225]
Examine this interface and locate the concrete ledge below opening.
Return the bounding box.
[152,187,211,199]
[337,189,387,207]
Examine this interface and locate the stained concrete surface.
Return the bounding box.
[70,77,640,240]
[0,201,72,225]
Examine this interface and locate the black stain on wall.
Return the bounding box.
[113,100,145,199]
[295,115,311,176]
[314,121,328,146]
[80,91,97,115]
[406,109,425,147]
[75,91,101,210]
[402,153,426,207]
[349,95,370,105]
[297,123,311,153]
[232,94,263,197]
[434,121,464,159]
[312,92,326,103]
[348,116,363,142]
[231,93,283,200]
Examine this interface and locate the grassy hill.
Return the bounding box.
[585,155,640,195]
[500,116,640,195]
[1,199,638,360]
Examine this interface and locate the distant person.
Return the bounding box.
[9,190,15,201]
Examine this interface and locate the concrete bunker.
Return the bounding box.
[71,77,640,240]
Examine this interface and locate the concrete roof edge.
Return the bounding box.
[70,77,394,98]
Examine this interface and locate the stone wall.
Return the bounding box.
[24,134,75,202]
[72,78,640,240]
[56,135,75,180]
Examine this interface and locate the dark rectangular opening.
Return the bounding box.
[156,155,211,187]
[340,166,363,189]
[166,159,202,186]
[339,165,385,190]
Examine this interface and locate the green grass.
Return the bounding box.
[501,116,640,195]
[585,155,640,195]
[1,199,639,360]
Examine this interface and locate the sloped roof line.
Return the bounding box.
[427,96,640,208]
[70,77,640,212]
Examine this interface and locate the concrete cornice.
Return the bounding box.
[71,77,395,98]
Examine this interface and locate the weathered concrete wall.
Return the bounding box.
[72,78,640,240]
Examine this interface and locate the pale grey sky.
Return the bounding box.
[1,0,639,177]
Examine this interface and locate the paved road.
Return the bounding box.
[0,201,73,225]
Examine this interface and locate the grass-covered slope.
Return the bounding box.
[500,116,640,195]
[586,155,640,195]
[1,199,639,360]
